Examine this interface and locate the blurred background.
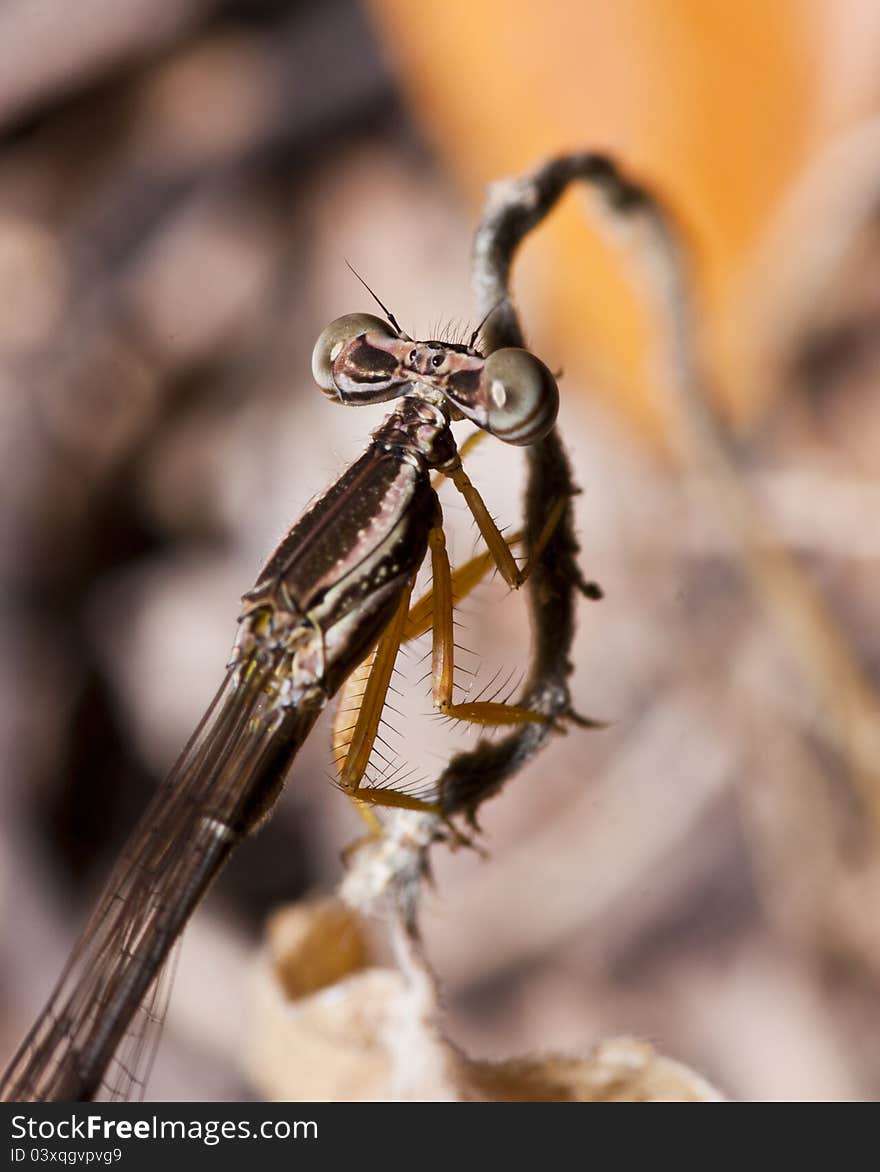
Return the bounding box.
[2,0,880,1101]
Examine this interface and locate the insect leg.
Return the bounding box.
[335,578,414,799]
[403,530,522,642]
[334,499,557,820]
[446,464,522,586]
[334,577,449,818]
[331,651,385,833]
[446,463,565,589]
[335,530,524,824]
[427,524,549,729]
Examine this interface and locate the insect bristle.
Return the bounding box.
[425,317,473,348]
[366,761,435,803]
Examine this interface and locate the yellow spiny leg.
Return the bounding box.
[335,529,535,821]
[427,524,548,729]
[332,653,385,833]
[448,463,566,589]
[403,532,521,642]
[336,579,414,798]
[333,485,562,821]
[447,464,521,586]
[335,528,528,826]
[332,578,449,817]
[332,651,374,771]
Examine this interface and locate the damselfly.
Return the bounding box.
[1,145,661,1103]
[1,294,561,1102]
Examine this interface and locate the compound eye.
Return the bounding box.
[480,348,559,445]
[311,313,393,392]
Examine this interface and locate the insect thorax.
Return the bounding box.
[370,394,458,471]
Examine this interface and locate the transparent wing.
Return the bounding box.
[1,654,322,1102]
[97,938,181,1103]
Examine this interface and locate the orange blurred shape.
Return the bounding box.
[369,0,880,444]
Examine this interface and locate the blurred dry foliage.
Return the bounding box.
[2,0,880,1103]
